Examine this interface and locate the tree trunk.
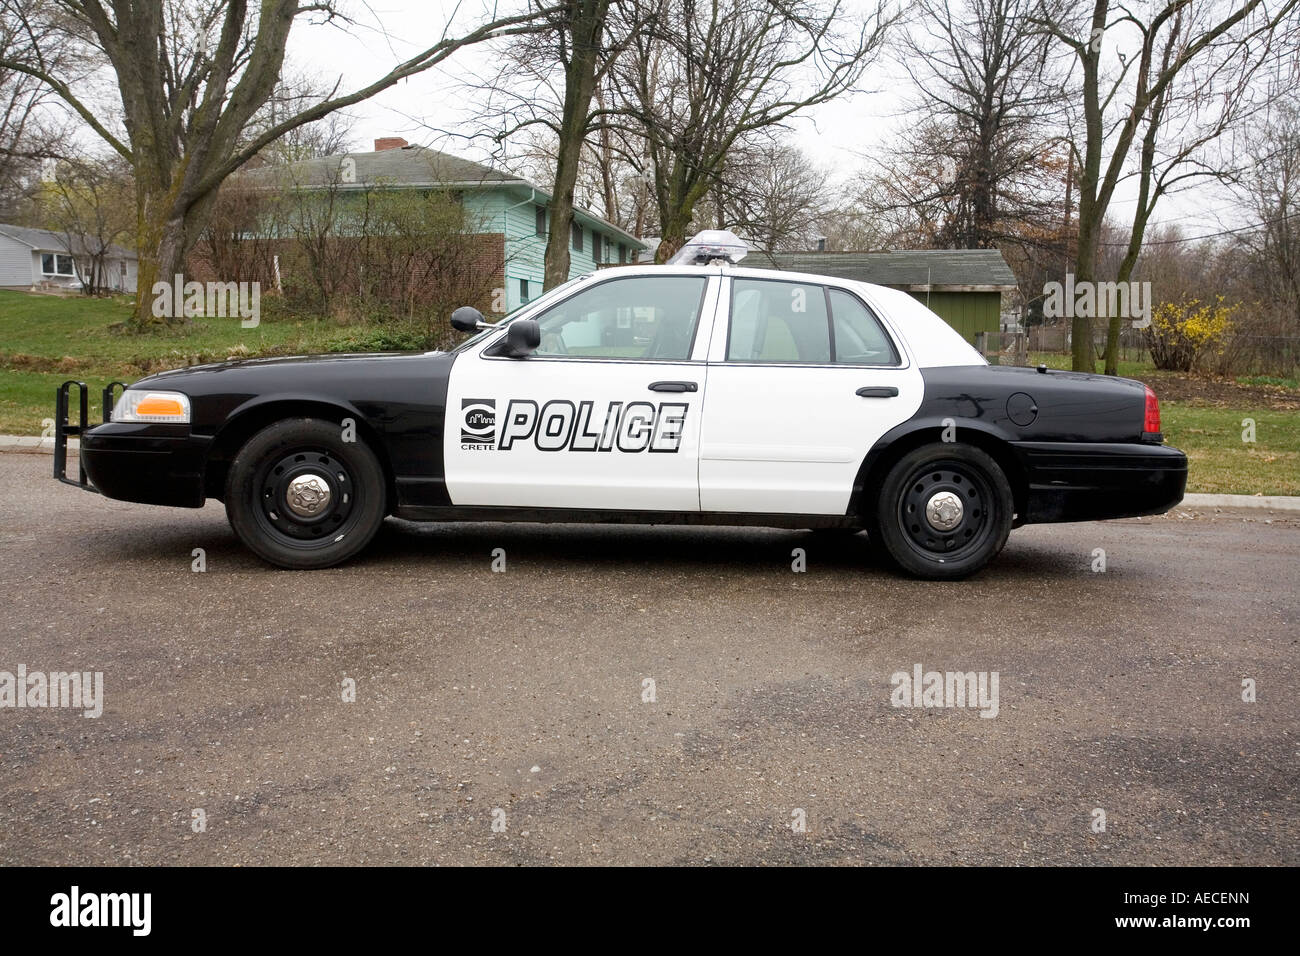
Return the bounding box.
[1106,214,1148,376]
[656,211,692,264]
[1072,206,1098,374]
[543,183,576,289]
[133,181,192,328]
[543,0,609,290]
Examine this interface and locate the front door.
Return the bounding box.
[445,273,719,512]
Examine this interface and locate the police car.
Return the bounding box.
[56,231,1187,579]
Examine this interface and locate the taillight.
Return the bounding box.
[1143,385,1161,435]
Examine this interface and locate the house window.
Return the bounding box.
[520,278,530,304]
[593,234,602,264]
[40,253,75,277]
[571,221,582,252]
[618,243,627,265]
[535,206,546,237]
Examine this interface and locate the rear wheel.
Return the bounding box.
[873,443,1013,579]
[225,418,386,569]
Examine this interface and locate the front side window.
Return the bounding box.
[529,276,708,361]
[727,279,830,363]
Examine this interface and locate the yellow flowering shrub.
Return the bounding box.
[1145,297,1237,372]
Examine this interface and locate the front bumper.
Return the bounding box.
[80,423,210,508]
[1013,441,1188,524]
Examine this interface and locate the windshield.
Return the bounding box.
[450,275,590,353]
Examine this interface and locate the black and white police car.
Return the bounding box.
[56,230,1187,579]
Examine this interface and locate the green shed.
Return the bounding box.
[745,249,1017,345]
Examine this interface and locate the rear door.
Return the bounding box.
[445,272,719,511]
[698,275,924,515]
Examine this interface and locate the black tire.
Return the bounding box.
[225,417,386,569]
[873,443,1013,579]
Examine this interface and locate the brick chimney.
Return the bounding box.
[374,137,409,152]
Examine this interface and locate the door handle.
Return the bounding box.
[649,381,698,392]
[856,386,899,398]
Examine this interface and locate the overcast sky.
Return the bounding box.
[286,0,1250,240]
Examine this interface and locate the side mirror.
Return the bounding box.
[451,305,488,333]
[500,319,540,358]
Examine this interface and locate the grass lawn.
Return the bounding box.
[1161,405,1299,496]
[0,289,361,366]
[0,289,426,434]
[3,291,1296,495]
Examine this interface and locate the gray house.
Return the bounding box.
[0,223,138,293]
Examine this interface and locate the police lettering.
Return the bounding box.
[498,399,687,453]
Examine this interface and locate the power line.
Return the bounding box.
[1097,210,1300,246]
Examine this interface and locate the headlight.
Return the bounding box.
[111,389,191,423]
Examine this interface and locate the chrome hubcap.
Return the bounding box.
[925,491,963,531]
[285,473,331,517]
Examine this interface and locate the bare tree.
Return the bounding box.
[1232,92,1300,330]
[612,0,896,261]
[894,0,1069,251]
[1033,0,1299,372]
[465,0,655,288]
[39,153,136,293]
[0,0,561,327]
[1099,3,1296,373]
[713,140,831,252]
[248,72,359,164]
[0,0,82,218]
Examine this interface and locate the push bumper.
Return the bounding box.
[1013,441,1188,524]
[80,423,209,508]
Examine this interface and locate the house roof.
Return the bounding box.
[238,144,646,249]
[744,248,1017,292]
[0,223,138,260]
[241,144,524,190]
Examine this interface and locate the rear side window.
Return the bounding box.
[829,289,899,366]
[727,279,830,363]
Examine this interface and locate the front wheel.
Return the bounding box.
[225,417,386,569]
[873,443,1013,579]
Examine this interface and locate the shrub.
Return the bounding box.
[1145,297,1236,372]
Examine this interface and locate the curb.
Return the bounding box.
[0,435,75,454]
[0,434,1297,511]
[1179,493,1300,512]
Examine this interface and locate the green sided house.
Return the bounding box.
[236,137,646,315]
[746,249,1018,345]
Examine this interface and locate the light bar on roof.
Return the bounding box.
[668,230,749,265]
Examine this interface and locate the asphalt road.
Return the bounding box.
[1,451,1296,866]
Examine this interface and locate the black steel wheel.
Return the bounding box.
[874,443,1013,579]
[225,418,386,569]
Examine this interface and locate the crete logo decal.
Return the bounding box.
[461,399,496,449]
